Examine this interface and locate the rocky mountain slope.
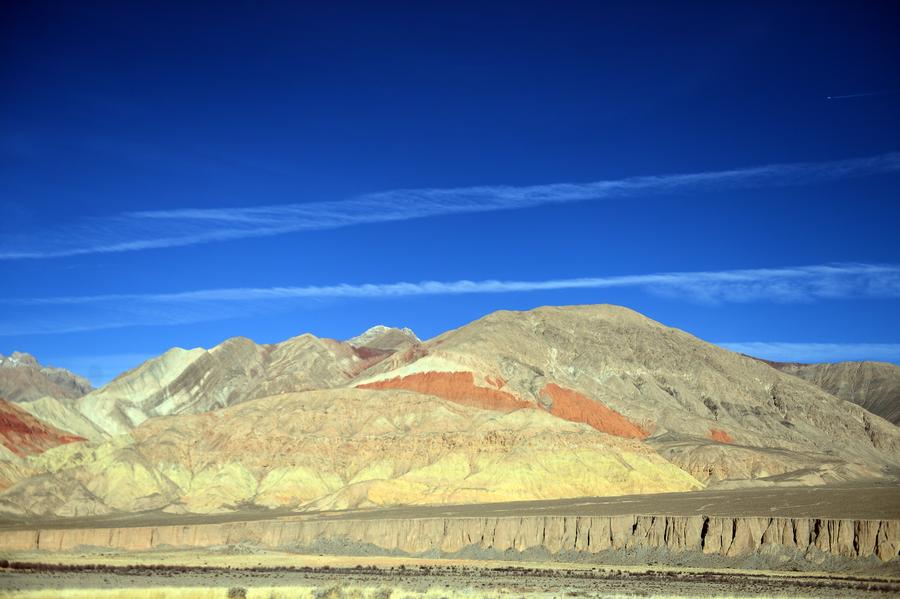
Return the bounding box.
[0,399,85,459]
[766,360,900,425]
[356,306,899,485]
[0,388,699,517]
[15,396,107,443]
[0,305,897,518]
[0,352,92,403]
[75,326,418,436]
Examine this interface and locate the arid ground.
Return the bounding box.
[2,484,899,598]
[2,556,900,598]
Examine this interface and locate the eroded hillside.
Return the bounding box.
[767,360,900,425]
[0,305,897,519]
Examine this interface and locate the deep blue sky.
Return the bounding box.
[2,1,899,385]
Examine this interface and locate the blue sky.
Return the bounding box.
[2,1,899,385]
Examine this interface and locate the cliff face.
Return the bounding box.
[2,514,897,562]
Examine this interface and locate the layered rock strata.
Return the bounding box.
[0,399,85,457]
[2,514,897,562]
[3,306,900,519]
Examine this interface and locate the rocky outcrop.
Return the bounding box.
[0,352,92,403]
[708,429,733,444]
[2,514,897,562]
[357,371,534,412]
[541,383,649,439]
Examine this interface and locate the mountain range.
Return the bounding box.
[764,359,900,425]
[0,304,897,518]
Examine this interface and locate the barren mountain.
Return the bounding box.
[76,328,417,436]
[0,305,897,518]
[0,352,93,403]
[356,305,899,485]
[766,360,900,425]
[0,388,699,517]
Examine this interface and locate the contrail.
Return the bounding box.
[826,91,894,100]
[1,262,898,335]
[1,153,899,260]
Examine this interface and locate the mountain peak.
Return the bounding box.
[0,352,93,402]
[348,325,420,350]
[0,351,39,369]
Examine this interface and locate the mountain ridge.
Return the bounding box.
[761,359,900,425]
[73,326,420,436]
[0,305,896,518]
[0,352,93,403]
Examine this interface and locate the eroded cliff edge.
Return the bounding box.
[2,514,898,566]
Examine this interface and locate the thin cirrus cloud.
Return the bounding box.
[1,262,897,336]
[1,152,898,260]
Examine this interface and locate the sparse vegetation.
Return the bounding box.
[1,559,898,598]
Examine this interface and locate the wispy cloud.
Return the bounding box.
[718,341,900,364]
[2,153,898,260]
[1,263,897,335]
